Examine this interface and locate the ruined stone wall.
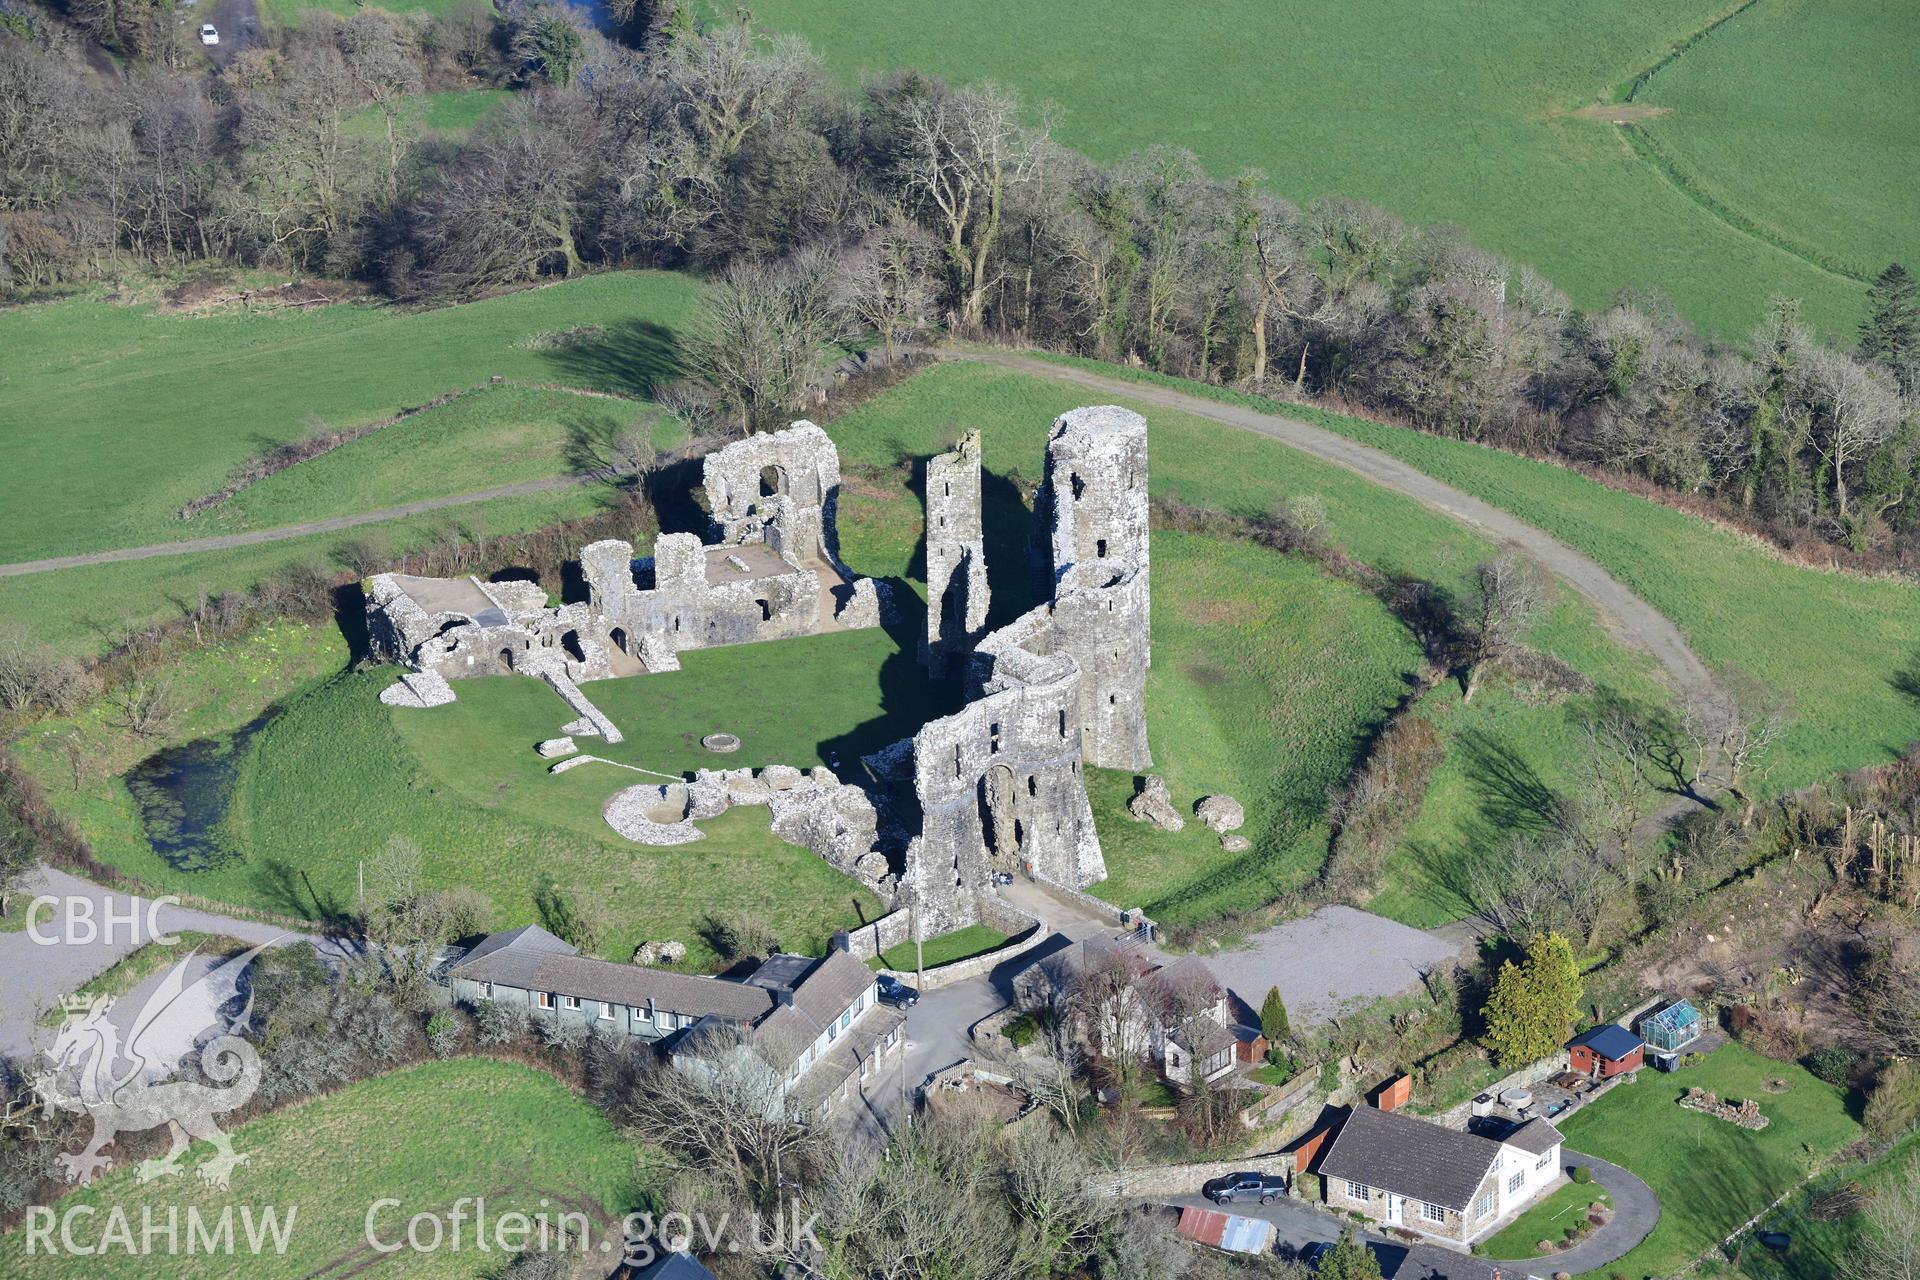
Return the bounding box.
[922,431,989,675]
[1036,407,1153,771]
[906,605,1105,933]
[702,422,841,564]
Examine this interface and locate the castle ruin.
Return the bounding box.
[365,407,1154,939]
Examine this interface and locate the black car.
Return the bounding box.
[1201,1171,1286,1205]
[1298,1243,1332,1270]
[876,975,919,1008]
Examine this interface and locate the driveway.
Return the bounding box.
[1,865,352,1064]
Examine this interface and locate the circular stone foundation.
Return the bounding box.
[701,733,742,753]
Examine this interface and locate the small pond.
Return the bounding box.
[123,711,276,873]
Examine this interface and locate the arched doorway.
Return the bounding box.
[609,627,628,654]
[498,647,515,671]
[561,630,586,663]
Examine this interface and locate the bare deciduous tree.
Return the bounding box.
[689,247,853,435]
[845,215,938,361]
[888,80,1045,333]
[1462,550,1543,701]
[1847,1158,1920,1280]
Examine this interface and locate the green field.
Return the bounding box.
[0,271,696,564]
[1555,1044,1859,1278]
[1634,0,1920,284]
[823,361,1668,926]
[0,1058,649,1278]
[181,383,677,537]
[745,0,1895,340]
[347,88,515,142]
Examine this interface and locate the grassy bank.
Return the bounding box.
[0,1058,649,1278]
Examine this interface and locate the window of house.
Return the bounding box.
[537,991,554,1010]
[479,981,494,1001]
[1344,1181,1370,1200]
[1535,1153,1551,1171]
[561,995,580,1011]
[599,1002,615,1020]
[1475,1192,1495,1218]
[1421,1202,1446,1224]
[1507,1169,1525,1195]
[841,1008,853,1031]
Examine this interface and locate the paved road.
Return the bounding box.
[0,476,591,579]
[1,865,353,1064]
[955,349,1714,701]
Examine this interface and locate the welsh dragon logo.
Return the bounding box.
[33,941,277,1191]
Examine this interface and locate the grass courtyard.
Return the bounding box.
[1553,1044,1860,1279]
[744,0,1905,340]
[12,618,935,968]
[0,1058,650,1278]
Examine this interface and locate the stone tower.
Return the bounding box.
[1037,406,1152,771]
[921,431,990,675]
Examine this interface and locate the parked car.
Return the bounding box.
[198,22,219,43]
[1201,1171,1286,1205]
[876,975,919,1008]
[1298,1243,1332,1269]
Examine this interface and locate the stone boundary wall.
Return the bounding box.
[539,670,623,744]
[1088,1151,1294,1200]
[840,909,913,961]
[1036,877,1155,934]
[978,892,1040,935]
[1240,1070,1323,1135]
[1423,1052,1570,1129]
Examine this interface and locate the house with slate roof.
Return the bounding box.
[1316,1104,1565,1246]
[448,926,902,1124]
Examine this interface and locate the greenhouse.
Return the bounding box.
[1642,1000,1704,1054]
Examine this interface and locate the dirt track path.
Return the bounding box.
[959,348,1713,699]
[0,475,590,579]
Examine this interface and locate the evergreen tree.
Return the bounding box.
[1861,263,1918,393]
[1318,1224,1383,1280]
[1482,930,1584,1068]
[1259,985,1291,1044]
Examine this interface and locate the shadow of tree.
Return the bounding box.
[1894,650,1920,708]
[538,318,683,399]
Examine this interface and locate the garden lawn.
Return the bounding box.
[0,270,697,563]
[875,923,1010,972]
[0,1058,650,1278]
[346,88,515,141]
[1554,1043,1860,1279]
[825,362,1669,927]
[1482,1180,1612,1261]
[746,0,1886,340]
[1032,354,1920,796]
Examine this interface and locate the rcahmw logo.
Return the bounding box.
[23,1204,298,1257]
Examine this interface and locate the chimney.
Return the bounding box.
[830,930,851,954]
